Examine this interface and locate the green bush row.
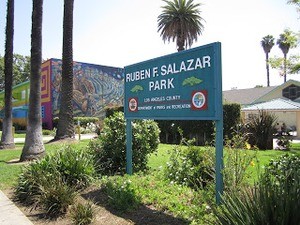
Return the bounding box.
[157,103,241,145]
[103,104,241,145]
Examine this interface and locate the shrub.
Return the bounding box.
[88,111,160,175]
[224,128,258,190]
[246,110,277,149]
[105,106,124,117]
[164,138,215,190]
[71,202,94,225]
[264,153,300,189]
[15,145,96,214]
[53,146,96,189]
[15,156,60,205]
[213,154,300,225]
[103,176,141,211]
[275,135,292,150]
[42,129,52,135]
[38,174,77,217]
[223,103,241,140]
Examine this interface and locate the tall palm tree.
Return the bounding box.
[0,0,15,149]
[277,29,298,82]
[55,0,75,140]
[287,0,300,13]
[157,0,204,51]
[20,0,45,161]
[261,35,274,87]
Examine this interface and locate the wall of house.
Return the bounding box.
[41,60,53,129]
[255,81,300,103]
[243,110,297,132]
[0,81,30,127]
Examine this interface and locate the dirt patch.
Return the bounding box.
[3,186,189,225]
[6,158,31,165]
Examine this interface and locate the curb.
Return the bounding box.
[0,191,33,225]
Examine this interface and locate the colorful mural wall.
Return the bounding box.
[0,58,124,129]
[49,58,124,116]
[0,81,30,127]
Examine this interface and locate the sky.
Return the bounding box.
[0,0,299,90]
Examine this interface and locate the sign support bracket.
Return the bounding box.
[126,119,133,175]
[215,119,223,204]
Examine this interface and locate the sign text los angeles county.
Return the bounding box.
[124,42,222,120]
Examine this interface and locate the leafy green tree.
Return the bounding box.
[261,35,275,87]
[13,54,30,85]
[291,62,300,73]
[157,0,204,51]
[277,29,298,82]
[20,0,45,161]
[55,0,75,140]
[0,0,15,149]
[269,55,300,75]
[0,54,30,91]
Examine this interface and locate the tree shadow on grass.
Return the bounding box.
[81,188,190,225]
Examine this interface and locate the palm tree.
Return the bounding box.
[261,35,274,87]
[287,0,300,13]
[0,0,15,149]
[157,0,204,51]
[54,0,75,140]
[277,29,298,82]
[20,0,45,161]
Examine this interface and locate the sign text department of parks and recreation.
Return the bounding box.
[124,42,222,120]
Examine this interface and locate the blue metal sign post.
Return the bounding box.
[124,42,223,203]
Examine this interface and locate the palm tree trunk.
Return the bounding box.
[283,54,287,83]
[55,0,75,140]
[177,33,185,51]
[266,53,270,87]
[20,0,45,161]
[1,0,15,149]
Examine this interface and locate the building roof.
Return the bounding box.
[223,86,277,105]
[223,80,300,105]
[242,98,300,111]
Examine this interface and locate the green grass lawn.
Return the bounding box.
[148,143,175,170]
[1,141,299,190]
[1,140,299,224]
[0,139,90,190]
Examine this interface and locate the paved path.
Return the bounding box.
[14,133,98,143]
[0,191,33,225]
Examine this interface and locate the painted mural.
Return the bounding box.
[50,59,124,118]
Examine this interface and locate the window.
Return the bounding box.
[21,90,26,100]
[282,84,300,100]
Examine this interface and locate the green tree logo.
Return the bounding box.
[131,85,144,93]
[182,76,202,86]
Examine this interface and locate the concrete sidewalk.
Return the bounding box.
[14,133,98,143]
[0,191,33,225]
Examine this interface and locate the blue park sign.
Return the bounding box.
[124,42,223,204]
[124,42,222,120]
